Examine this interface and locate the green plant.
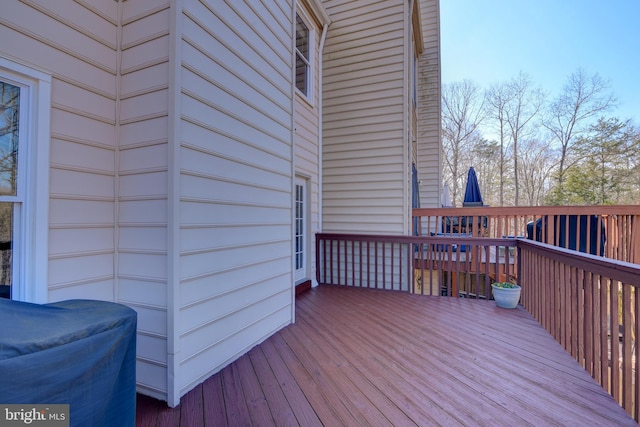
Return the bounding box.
[491,282,519,289]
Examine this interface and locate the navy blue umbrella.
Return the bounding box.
[463,167,483,206]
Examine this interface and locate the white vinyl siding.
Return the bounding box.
[0,1,118,303]
[417,0,442,207]
[322,0,408,235]
[176,0,294,403]
[118,1,171,400]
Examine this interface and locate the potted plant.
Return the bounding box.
[491,282,521,309]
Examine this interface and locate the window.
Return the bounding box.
[0,57,50,303]
[295,13,311,97]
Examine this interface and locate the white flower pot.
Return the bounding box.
[491,284,521,309]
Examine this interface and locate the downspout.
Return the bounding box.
[315,22,328,288]
[406,0,415,236]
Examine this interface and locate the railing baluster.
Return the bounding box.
[635,288,640,421]
[572,266,580,359]
[374,241,378,289]
[600,275,609,392]
[383,241,386,290]
[585,270,594,376]
[344,240,348,286]
[622,283,632,414]
[593,272,602,382]
[359,240,363,288]
[611,278,620,402]
[366,241,370,288]
[329,239,333,285]
[577,268,585,365]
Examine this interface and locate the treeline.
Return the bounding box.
[442,68,640,207]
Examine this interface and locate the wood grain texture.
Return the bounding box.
[136,285,636,426]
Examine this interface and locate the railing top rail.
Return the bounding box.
[413,205,640,216]
[518,238,640,286]
[316,233,517,247]
[317,232,639,285]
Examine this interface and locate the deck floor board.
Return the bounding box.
[136,285,636,426]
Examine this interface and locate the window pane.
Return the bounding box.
[0,202,12,299]
[296,54,308,93]
[0,82,19,196]
[296,15,309,59]
[295,184,304,270]
[295,15,310,95]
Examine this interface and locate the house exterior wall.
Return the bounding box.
[174,0,295,405]
[117,0,171,400]
[417,0,442,208]
[321,0,411,235]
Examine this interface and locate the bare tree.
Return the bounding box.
[504,73,545,206]
[485,82,513,205]
[487,73,545,206]
[542,68,616,204]
[442,80,485,206]
[518,138,557,206]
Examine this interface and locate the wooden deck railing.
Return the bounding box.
[413,205,640,264]
[518,238,640,420]
[316,233,517,299]
[316,231,640,421]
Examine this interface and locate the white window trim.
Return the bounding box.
[295,7,315,103]
[0,56,51,304]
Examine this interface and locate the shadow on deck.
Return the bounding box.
[136,285,636,426]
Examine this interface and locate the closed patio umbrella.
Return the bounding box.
[462,167,486,233]
[463,167,483,206]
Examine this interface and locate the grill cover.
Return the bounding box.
[0,298,137,427]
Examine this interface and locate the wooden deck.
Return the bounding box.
[135,285,636,426]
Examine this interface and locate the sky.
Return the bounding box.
[440,0,640,125]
